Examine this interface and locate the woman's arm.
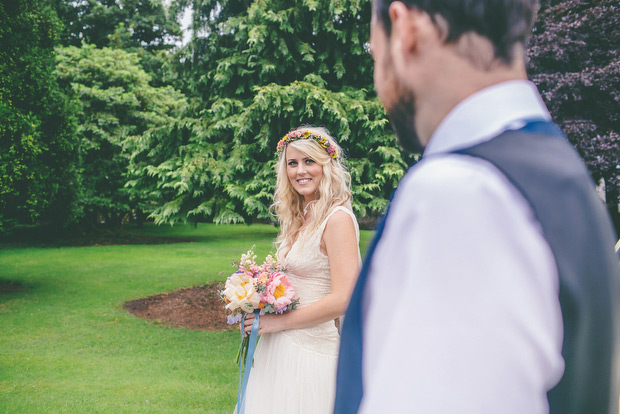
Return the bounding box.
[243,209,360,335]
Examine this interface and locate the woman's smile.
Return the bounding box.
[286,146,324,202]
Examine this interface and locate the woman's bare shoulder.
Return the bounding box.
[324,207,356,233]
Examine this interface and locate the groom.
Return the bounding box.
[335,0,620,413]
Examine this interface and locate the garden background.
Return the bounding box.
[1,0,619,412]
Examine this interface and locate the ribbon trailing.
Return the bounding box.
[236,310,260,414]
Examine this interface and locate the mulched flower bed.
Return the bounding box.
[123,282,236,331]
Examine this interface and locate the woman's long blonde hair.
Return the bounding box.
[272,126,352,261]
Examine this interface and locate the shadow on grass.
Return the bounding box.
[0,279,30,295]
[1,222,281,249]
[0,224,198,248]
[116,223,279,245]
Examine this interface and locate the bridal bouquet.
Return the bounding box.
[221,247,299,324]
[221,247,299,357]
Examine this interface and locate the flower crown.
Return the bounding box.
[276,130,339,159]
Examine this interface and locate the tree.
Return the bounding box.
[0,0,80,232]
[130,0,412,225]
[55,45,187,226]
[52,0,180,51]
[528,0,620,232]
[52,0,182,87]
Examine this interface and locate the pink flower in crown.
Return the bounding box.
[264,272,295,311]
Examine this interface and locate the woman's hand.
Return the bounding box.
[243,313,285,336]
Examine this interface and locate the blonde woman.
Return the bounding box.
[241,126,361,413]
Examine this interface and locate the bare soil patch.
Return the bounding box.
[124,282,235,331]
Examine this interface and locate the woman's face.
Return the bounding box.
[285,146,324,202]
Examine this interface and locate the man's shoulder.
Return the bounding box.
[402,153,509,196]
[387,153,532,224]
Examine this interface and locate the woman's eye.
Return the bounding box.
[305,159,315,164]
[287,161,297,166]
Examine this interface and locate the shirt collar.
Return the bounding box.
[423,80,551,157]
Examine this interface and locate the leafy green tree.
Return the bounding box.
[132,0,411,225]
[0,0,80,231]
[52,0,180,51]
[528,0,620,232]
[52,0,181,87]
[55,45,187,226]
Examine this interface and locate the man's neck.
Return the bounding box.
[414,55,528,146]
[422,80,550,157]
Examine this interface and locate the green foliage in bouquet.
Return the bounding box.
[128,0,414,226]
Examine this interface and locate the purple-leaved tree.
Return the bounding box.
[528,0,620,234]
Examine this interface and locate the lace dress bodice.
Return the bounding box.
[279,206,360,357]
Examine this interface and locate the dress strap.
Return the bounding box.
[318,206,360,242]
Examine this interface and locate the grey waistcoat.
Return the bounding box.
[461,125,620,414]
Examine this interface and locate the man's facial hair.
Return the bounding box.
[388,88,425,155]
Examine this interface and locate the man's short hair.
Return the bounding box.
[373,0,539,63]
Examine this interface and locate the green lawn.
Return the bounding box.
[0,223,372,413]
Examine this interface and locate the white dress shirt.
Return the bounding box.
[360,80,565,413]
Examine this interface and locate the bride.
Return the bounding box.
[239,126,361,413]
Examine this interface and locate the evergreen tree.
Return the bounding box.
[133,0,411,225]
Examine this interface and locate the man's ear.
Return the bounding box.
[388,2,419,57]
[389,4,435,59]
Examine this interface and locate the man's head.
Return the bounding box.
[370,0,539,153]
[374,0,539,64]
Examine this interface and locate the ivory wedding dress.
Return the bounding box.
[239,206,359,414]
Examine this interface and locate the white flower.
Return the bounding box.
[222,272,260,312]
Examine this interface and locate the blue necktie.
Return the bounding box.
[333,184,400,413]
[333,120,563,413]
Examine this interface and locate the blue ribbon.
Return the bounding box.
[237,310,260,414]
